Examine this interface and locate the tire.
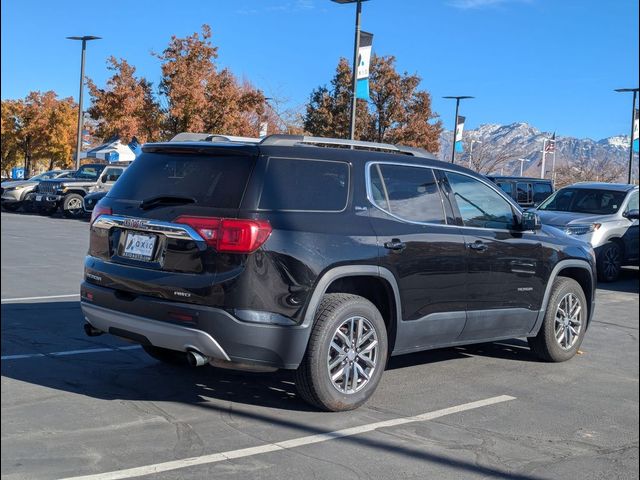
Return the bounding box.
[596,241,622,282]
[2,202,21,212]
[142,345,189,366]
[528,277,587,362]
[62,193,85,218]
[295,293,388,411]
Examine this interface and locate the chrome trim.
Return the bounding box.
[365,161,527,233]
[365,162,449,227]
[92,214,205,243]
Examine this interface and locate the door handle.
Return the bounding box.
[384,239,406,251]
[467,240,488,251]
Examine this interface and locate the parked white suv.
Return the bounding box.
[535,183,639,281]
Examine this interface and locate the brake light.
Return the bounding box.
[175,216,272,253]
[90,204,112,225]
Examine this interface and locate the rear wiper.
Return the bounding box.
[140,195,196,210]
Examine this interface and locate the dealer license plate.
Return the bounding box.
[122,232,157,261]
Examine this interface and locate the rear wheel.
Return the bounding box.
[142,345,190,366]
[596,241,622,282]
[528,277,587,362]
[62,194,84,218]
[295,293,387,411]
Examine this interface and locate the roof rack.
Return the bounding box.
[168,132,435,159]
[169,132,261,143]
[259,134,436,159]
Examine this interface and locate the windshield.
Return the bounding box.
[538,188,627,215]
[74,165,104,180]
[29,171,58,181]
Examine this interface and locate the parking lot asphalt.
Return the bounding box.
[1,211,638,480]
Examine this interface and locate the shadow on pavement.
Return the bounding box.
[1,300,553,479]
[596,267,639,294]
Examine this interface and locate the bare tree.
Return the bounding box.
[554,155,625,187]
[463,138,527,175]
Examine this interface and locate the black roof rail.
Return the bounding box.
[169,132,261,143]
[259,134,436,159]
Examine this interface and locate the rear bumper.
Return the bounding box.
[80,282,312,369]
[82,302,231,361]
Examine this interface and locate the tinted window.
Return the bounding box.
[516,182,532,204]
[497,182,513,197]
[370,164,445,223]
[75,165,105,180]
[259,158,349,211]
[108,152,253,209]
[538,188,627,214]
[625,192,638,212]
[446,172,516,229]
[533,182,553,203]
[103,168,124,182]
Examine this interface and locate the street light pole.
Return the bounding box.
[615,87,639,184]
[443,96,473,164]
[469,140,482,170]
[68,35,101,171]
[331,0,367,141]
[519,158,526,176]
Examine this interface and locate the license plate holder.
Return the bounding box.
[122,232,157,261]
[35,195,42,202]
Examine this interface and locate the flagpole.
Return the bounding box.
[552,148,557,185]
[540,139,547,179]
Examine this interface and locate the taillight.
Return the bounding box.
[90,203,112,225]
[175,216,272,253]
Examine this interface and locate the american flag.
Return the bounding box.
[544,132,556,153]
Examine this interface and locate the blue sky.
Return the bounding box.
[1,0,638,140]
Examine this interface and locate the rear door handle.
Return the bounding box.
[467,240,488,252]
[384,239,406,251]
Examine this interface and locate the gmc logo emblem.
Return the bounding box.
[123,218,147,229]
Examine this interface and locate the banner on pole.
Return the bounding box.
[633,108,639,153]
[356,31,373,100]
[544,132,556,153]
[454,115,465,152]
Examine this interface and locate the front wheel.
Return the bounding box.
[62,193,85,218]
[596,242,622,282]
[528,277,587,362]
[295,293,388,411]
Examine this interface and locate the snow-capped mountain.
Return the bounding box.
[439,122,632,180]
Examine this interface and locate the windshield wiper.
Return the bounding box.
[140,195,196,210]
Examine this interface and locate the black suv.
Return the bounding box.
[81,134,596,411]
[487,176,554,209]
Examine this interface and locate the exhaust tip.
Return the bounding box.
[187,350,208,367]
[83,322,103,337]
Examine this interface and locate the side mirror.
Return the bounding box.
[100,174,108,183]
[623,209,640,220]
[521,211,542,231]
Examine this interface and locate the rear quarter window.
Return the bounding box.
[259,157,349,211]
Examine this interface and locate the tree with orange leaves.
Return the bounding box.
[87,57,162,143]
[155,25,266,137]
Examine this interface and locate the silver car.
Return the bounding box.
[1,170,75,211]
[535,182,639,282]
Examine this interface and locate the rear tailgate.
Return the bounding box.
[86,144,260,306]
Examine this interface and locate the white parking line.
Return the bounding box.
[1,345,142,361]
[1,293,80,304]
[58,395,516,480]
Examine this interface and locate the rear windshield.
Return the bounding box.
[107,152,254,208]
